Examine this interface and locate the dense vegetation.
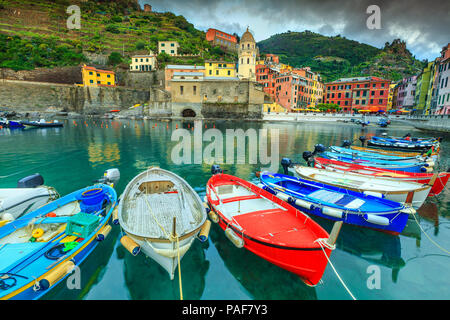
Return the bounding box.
[258,31,425,82]
[0,0,234,70]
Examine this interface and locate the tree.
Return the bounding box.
[108,52,122,66]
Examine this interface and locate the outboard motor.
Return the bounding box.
[96,168,120,187]
[412,137,418,142]
[359,136,367,146]
[17,173,44,188]
[313,144,326,155]
[211,165,223,175]
[281,158,292,175]
[302,151,314,167]
[341,140,352,148]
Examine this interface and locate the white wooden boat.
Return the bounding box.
[0,181,59,227]
[295,166,431,209]
[118,167,208,280]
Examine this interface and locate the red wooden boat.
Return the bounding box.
[313,157,449,197]
[206,172,342,286]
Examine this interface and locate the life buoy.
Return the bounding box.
[32,228,44,238]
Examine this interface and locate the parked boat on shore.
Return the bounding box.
[118,167,207,280]
[349,145,438,162]
[206,167,341,286]
[367,136,439,151]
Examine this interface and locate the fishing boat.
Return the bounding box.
[295,166,431,209]
[321,151,432,173]
[0,177,118,300]
[329,146,435,166]
[206,167,342,286]
[259,172,414,235]
[349,145,438,162]
[0,174,59,227]
[367,136,439,151]
[313,157,449,197]
[118,167,208,280]
[21,119,63,128]
[0,118,24,129]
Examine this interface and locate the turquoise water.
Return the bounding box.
[0,119,449,300]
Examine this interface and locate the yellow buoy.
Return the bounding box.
[32,228,44,239]
[208,210,219,223]
[120,235,140,256]
[198,220,211,242]
[96,225,112,241]
[112,206,119,225]
[225,228,244,248]
[36,260,75,291]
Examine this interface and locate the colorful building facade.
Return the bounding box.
[130,54,157,72]
[324,76,391,113]
[205,61,237,78]
[164,65,205,91]
[81,65,115,87]
[238,28,258,81]
[395,76,416,110]
[205,28,238,52]
[158,41,180,56]
[435,43,450,115]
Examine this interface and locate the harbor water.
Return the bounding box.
[1,119,449,300]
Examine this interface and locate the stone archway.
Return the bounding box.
[181,108,196,118]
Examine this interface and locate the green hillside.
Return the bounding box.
[258,31,425,82]
[0,0,234,70]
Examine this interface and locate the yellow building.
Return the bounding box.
[204,61,237,78]
[387,83,396,111]
[263,102,286,113]
[81,65,115,87]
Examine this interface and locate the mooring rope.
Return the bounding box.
[412,212,450,255]
[316,239,357,300]
[176,235,183,300]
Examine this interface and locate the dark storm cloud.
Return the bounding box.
[140,0,450,60]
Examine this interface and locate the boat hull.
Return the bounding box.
[206,173,332,286]
[314,157,449,197]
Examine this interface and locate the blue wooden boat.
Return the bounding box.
[259,172,414,235]
[368,136,439,151]
[0,118,24,129]
[321,151,431,173]
[329,146,434,166]
[0,183,117,300]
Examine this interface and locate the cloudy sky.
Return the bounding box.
[140,0,449,61]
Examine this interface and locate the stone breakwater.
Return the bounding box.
[0,80,150,116]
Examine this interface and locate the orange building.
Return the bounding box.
[206,28,238,52]
[81,65,115,87]
[324,76,391,113]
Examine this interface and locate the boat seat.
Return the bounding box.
[0,243,47,273]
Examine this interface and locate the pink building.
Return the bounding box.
[164,65,205,91]
[435,43,450,114]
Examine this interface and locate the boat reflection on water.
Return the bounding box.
[209,224,317,300]
[42,226,120,300]
[117,240,209,300]
[417,202,439,235]
[311,216,406,283]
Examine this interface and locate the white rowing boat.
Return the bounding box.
[118,167,208,280]
[295,166,431,209]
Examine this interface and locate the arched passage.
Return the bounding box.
[181,108,196,118]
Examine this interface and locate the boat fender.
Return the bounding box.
[35,260,75,291]
[225,228,244,248]
[208,210,219,223]
[120,235,140,256]
[363,214,390,226]
[420,167,427,173]
[1,213,14,222]
[294,199,313,210]
[203,202,211,214]
[198,220,211,242]
[425,167,433,173]
[363,191,384,198]
[256,183,265,189]
[322,207,344,219]
[275,192,290,202]
[96,225,112,241]
[112,206,119,225]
